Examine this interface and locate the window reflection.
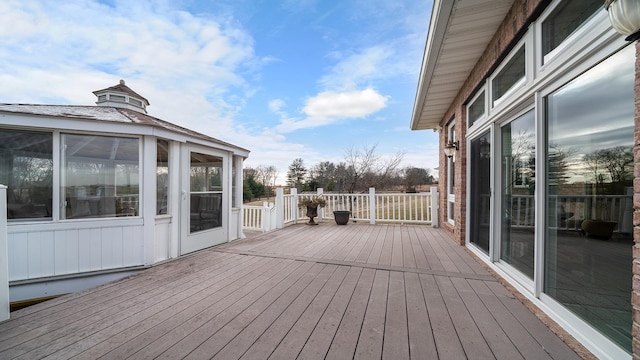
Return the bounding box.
[492,46,525,104]
[468,90,485,127]
[541,1,601,59]
[501,110,535,278]
[0,129,53,220]
[545,45,634,352]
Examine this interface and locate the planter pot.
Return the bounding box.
[306,206,319,225]
[581,219,617,239]
[333,210,351,225]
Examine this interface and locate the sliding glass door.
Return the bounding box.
[469,131,491,253]
[500,110,535,279]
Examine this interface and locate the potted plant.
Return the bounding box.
[298,195,327,225]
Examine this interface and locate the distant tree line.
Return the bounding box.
[243,165,278,201]
[243,145,436,202]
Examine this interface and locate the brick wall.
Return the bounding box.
[633,40,640,360]
[437,0,545,246]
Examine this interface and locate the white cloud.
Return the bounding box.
[274,88,388,132]
[268,98,285,113]
[304,88,387,118]
[319,46,392,89]
[0,1,255,125]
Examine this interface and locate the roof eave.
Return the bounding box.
[410,0,455,131]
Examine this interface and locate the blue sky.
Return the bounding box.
[0,0,438,184]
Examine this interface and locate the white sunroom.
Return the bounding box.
[0,81,249,304]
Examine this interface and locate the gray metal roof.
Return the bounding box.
[0,104,250,155]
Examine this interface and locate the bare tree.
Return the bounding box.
[344,145,379,193]
[372,151,405,189]
[243,167,258,180]
[343,144,405,192]
[256,165,278,198]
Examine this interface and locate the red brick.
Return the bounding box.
[633,260,640,278]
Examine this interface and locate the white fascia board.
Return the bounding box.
[410,0,455,131]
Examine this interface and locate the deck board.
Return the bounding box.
[0,223,584,359]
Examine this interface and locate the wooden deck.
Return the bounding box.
[0,223,583,359]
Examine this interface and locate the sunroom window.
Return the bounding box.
[467,90,485,128]
[541,0,601,60]
[109,95,126,102]
[61,133,140,219]
[156,139,169,215]
[0,129,53,220]
[492,46,525,105]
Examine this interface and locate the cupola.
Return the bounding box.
[93,80,150,113]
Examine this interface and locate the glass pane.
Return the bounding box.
[0,129,52,220]
[62,134,139,219]
[492,47,525,103]
[468,91,485,127]
[157,139,169,215]
[545,45,634,352]
[232,157,237,208]
[469,131,491,253]
[190,152,223,233]
[501,110,535,279]
[542,1,601,59]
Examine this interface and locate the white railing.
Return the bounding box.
[243,187,439,233]
[242,201,276,232]
[504,192,634,233]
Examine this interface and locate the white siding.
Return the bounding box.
[8,223,145,281]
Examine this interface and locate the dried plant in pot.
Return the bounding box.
[298,195,326,225]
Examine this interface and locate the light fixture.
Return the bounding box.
[443,140,459,158]
[605,0,640,42]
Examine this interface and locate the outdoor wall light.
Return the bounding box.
[605,0,640,42]
[443,140,459,158]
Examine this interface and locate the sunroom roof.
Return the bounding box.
[0,104,249,155]
[410,0,514,130]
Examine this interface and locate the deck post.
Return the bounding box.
[369,187,376,224]
[291,188,298,224]
[430,186,439,228]
[275,188,284,229]
[316,188,323,222]
[262,202,269,232]
[0,185,9,321]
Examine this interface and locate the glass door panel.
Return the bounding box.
[469,131,491,253]
[501,110,535,279]
[189,152,223,234]
[545,45,634,352]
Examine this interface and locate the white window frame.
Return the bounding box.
[490,38,528,109]
[536,1,607,71]
[466,84,488,131]
[463,1,630,357]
